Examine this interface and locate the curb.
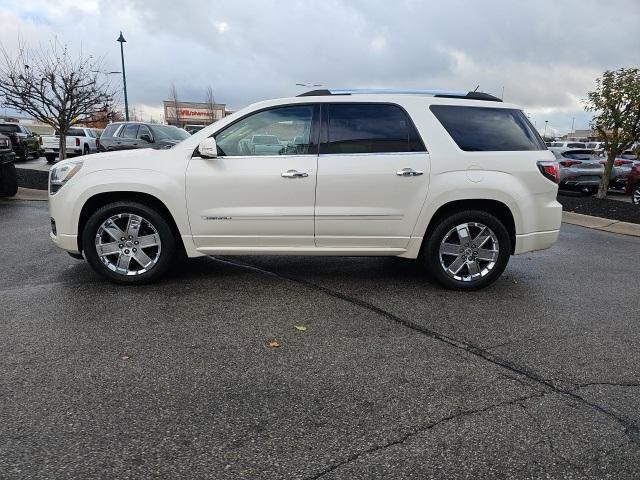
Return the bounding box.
[16,166,48,190]
[562,211,640,237]
[1,187,48,201]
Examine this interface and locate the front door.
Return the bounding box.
[314,103,430,249]
[186,104,320,251]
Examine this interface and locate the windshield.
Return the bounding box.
[151,125,190,141]
[619,153,637,160]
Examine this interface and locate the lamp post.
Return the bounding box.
[117,31,129,121]
[543,120,549,139]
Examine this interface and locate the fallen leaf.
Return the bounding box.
[267,340,281,348]
[294,325,307,332]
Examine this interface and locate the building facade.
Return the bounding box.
[163,101,228,128]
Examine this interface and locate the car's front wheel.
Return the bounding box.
[633,185,640,205]
[82,201,177,284]
[422,210,511,291]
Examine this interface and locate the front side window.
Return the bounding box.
[215,105,316,156]
[430,105,546,152]
[325,103,425,154]
[137,125,152,140]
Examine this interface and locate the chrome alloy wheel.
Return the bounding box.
[438,222,499,282]
[95,213,162,275]
[633,186,640,205]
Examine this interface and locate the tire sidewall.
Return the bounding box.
[0,163,18,197]
[82,201,176,284]
[633,186,640,205]
[422,210,511,291]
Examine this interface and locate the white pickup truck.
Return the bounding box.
[42,127,99,163]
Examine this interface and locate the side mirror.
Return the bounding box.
[140,133,153,143]
[198,137,218,158]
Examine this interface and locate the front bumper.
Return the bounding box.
[0,150,15,165]
[49,231,80,254]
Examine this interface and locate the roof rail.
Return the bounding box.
[297,88,502,102]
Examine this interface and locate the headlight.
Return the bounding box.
[0,138,8,148]
[50,160,83,195]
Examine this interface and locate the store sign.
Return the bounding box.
[165,105,223,122]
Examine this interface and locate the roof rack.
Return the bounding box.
[297,88,502,102]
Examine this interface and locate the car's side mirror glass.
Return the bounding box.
[140,134,153,143]
[198,137,218,158]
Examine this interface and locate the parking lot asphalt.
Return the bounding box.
[1,200,639,480]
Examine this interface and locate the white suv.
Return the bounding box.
[48,89,562,290]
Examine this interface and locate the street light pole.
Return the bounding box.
[544,120,549,139]
[117,31,129,121]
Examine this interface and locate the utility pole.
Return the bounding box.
[117,31,129,121]
[571,117,575,134]
[543,120,549,139]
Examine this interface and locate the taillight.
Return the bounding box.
[614,159,632,167]
[537,160,560,183]
[75,137,80,146]
[559,160,582,168]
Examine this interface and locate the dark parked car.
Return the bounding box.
[625,163,640,205]
[0,122,41,161]
[98,122,190,152]
[0,133,18,197]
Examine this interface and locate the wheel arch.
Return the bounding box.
[77,191,185,254]
[421,199,516,255]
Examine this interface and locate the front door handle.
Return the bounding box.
[281,170,309,178]
[396,168,424,177]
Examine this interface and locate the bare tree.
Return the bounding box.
[205,86,216,124]
[169,83,180,127]
[0,37,113,160]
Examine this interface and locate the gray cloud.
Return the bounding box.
[1,0,638,133]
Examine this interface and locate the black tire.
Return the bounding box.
[633,185,640,205]
[421,210,511,291]
[0,163,18,197]
[580,186,598,196]
[82,201,177,285]
[45,154,56,164]
[83,144,89,155]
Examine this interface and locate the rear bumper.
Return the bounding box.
[514,229,560,254]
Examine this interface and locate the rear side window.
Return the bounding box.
[567,142,586,148]
[122,124,139,139]
[430,105,546,152]
[325,103,425,154]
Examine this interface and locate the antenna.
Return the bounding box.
[473,85,480,92]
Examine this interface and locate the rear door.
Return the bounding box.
[314,103,429,249]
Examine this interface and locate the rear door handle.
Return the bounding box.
[396,168,423,177]
[281,170,309,178]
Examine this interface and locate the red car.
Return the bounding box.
[626,163,640,205]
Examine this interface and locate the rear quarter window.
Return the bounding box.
[430,105,546,152]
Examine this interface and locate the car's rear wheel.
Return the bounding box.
[83,145,90,155]
[0,163,18,197]
[82,201,177,284]
[45,154,56,164]
[633,185,640,205]
[422,210,511,291]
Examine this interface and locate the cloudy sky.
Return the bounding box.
[0,0,638,136]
